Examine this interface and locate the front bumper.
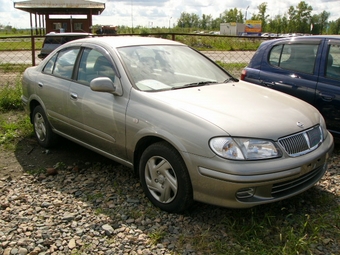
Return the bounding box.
[185,131,334,208]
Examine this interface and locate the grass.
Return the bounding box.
[173,34,263,51]
[0,33,261,52]
[0,39,43,51]
[0,81,32,150]
[0,80,25,110]
[0,63,31,73]
[173,193,340,255]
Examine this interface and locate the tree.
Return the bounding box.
[288,1,313,33]
[201,14,213,30]
[329,18,340,34]
[177,12,200,29]
[256,2,270,31]
[219,8,244,23]
[319,10,330,34]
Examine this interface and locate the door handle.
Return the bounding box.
[319,93,334,102]
[262,81,274,87]
[38,82,43,88]
[261,81,297,88]
[70,92,78,99]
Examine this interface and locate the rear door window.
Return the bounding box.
[260,41,321,104]
[43,47,80,79]
[269,44,318,74]
[326,43,340,80]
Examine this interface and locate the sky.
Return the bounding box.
[0,0,339,29]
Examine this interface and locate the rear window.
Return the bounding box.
[44,36,64,45]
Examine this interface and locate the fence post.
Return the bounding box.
[172,34,175,41]
[31,36,36,66]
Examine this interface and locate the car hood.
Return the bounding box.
[150,82,321,140]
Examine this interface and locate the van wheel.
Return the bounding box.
[139,142,193,213]
[32,105,57,148]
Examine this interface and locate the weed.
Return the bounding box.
[0,110,32,149]
[53,161,66,170]
[0,80,24,111]
[148,229,166,245]
[26,167,46,175]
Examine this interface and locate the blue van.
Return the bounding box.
[241,35,340,137]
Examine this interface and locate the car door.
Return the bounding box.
[67,47,129,159]
[38,47,80,133]
[259,39,322,105]
[315,39,340,135]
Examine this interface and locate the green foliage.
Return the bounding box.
[0,39,43,51]
[148,230,166,245]
[0,63,30,73]
[174,194,340,254]
[0,80,24,111]
[0,110,32,148]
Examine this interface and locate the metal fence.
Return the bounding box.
[0,33,267,87]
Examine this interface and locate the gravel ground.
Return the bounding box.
[0,137,339,255]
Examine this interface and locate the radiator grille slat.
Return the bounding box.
[278,126,323,157]
[272,166,323,196]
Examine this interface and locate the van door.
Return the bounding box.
[315,39,340,135]
[259,40,322,104]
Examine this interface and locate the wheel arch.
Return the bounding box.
[133,135,188,177]
[28,99,43,123]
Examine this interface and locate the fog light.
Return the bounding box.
[236,188,255,199]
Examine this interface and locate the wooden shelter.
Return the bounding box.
[14,0,105,34]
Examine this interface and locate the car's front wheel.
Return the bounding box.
[139,142,193,213]
[32,105,57,148]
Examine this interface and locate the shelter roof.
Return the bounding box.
[14,0,105,15]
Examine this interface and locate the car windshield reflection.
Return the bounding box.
[118,45,230,91]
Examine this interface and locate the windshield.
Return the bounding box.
[118,45,231,91]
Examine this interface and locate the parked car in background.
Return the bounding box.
[22,36,333,213]
[241,35,340,137]
[38,32,93,59]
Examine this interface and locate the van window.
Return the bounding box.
[269,44,319,74]
[43,36,64,45]
[326,44,340,80]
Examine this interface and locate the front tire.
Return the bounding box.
[139,142,193,213]
[32,105,58,148]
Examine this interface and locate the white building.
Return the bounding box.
[220,23,245,36]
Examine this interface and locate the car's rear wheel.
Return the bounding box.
[139,142,193,213]
[32,105,57,148]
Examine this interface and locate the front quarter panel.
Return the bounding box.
[125,89,226,162]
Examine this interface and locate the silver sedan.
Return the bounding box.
[22,36,334,213]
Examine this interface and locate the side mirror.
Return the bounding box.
[90,77,123,96]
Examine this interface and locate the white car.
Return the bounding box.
[22,36,334,212]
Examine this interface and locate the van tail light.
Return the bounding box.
[240,69,247,80]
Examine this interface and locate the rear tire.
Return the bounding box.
[139,142,193,213]
[32,105,58,148]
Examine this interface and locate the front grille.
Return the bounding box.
[272,165,324,197]
[278,125,323,157]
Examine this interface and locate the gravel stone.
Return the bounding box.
[0,140,339,254]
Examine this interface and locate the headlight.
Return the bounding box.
[209,137,282,160]
[319,116,327,140]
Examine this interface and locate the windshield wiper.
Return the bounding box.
[224,77,238,83]
[172,81,218,90]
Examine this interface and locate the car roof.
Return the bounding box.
[68,36,185,48]
[267,35,340,43]
[45,32,93,37]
